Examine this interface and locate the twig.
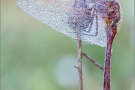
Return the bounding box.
[82,53,104,70]
[76,36,83,90]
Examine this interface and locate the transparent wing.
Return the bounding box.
[82,16,107,47]
[17,0,107,47]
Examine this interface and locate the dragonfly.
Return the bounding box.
[17,0,121,90]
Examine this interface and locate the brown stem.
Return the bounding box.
[82,53,104,70]
[77,36,83,90]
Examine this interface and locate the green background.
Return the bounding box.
[1,0,134,90]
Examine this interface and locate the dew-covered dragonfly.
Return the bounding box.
[17,0,121,90]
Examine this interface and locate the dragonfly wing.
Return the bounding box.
[17,0,77,39]
[81,16,107,47]
[17,0,107,47]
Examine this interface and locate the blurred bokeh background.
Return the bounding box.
[1,0,134,90]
